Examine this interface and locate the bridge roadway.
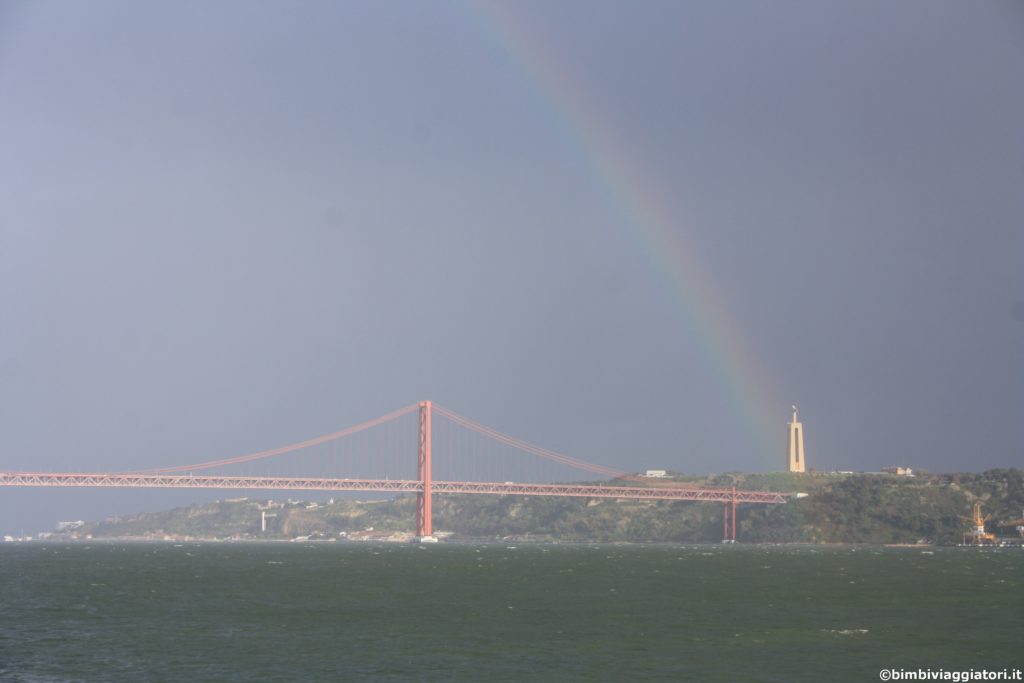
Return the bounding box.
[0,472,787,504]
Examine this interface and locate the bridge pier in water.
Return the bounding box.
[722,487,737,543]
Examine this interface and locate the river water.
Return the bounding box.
[1,543,1020,681]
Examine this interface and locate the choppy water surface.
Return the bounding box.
[1,543,1020,681]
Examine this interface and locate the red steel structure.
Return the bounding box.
[0,472,786,504]
[417,401,433,538]
[0,401,787,540]
[722,486,739,542]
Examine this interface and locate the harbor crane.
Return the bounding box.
[963,502,996,546]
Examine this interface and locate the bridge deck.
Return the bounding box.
[0,472,786,504]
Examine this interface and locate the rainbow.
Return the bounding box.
[466,3,781,457]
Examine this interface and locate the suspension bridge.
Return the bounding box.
[0,401,786,541]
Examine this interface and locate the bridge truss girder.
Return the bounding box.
[0,472,786,504]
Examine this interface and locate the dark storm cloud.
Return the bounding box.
[1,1,1022,532]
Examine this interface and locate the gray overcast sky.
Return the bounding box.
[1,1,1022,532]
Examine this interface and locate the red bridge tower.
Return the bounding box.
[416,400,434,540]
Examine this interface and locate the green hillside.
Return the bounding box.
[64,469,1024,545]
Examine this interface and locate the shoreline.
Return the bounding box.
[9,536,1022,550]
